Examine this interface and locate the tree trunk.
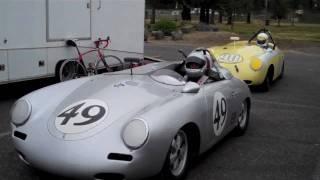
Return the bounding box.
[227,13,232,25]
[205,8,210,24]
[200,5,206,23]
[219,11,223,23]
[210,9,215,24]
[151,6,156,24]
[246,12,251,24]
[181,5,191,21]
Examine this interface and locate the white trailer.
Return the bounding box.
[0,0,145,84]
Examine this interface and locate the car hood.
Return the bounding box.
[209,41,265,64]
[24,74,182,140]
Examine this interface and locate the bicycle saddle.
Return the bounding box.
[66,40,77,47]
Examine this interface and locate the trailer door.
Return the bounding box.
[47,0,91,41]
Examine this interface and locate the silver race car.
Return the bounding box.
[10,48,251,180]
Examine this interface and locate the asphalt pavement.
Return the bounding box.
[0,43,319,180]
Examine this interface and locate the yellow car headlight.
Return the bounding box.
[250,58,263,71]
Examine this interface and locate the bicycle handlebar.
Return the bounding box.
[94,36,110,49]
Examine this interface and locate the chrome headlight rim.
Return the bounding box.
[11,99,32,126]
[122,118,149,150]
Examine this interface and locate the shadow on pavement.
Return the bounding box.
[0,78,58,101]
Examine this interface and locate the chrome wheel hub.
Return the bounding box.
[169,130,188,176]
[238,102,248,128]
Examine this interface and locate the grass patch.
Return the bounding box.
[217,22,320,42]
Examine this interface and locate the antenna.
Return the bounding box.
[124,57,142,76]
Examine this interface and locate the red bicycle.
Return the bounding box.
[59,37,123,81]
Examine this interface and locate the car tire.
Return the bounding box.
[261,69,273,92]
[161,129,191,180]
[279,62,285,79]
[233,100,250,136]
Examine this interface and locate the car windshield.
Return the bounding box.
[150,69,186,86]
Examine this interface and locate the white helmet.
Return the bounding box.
[257,32,269,47]
[185,49,213,79]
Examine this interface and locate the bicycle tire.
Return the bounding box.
[95,55,124,74]
[59,59,87,82]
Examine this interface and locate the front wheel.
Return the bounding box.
[279,62,285,79]
[260,69,273,92]
[95,55,124,74]
[59,59,87,82]
[234,100,250,136]
[161,130,190,180]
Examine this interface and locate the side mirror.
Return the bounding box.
[182,82,200,93]
[218,68,233,80]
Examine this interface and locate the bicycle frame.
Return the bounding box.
[71,38,111,71]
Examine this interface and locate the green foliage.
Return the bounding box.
[153,19,177,35]
[271,0,289,25]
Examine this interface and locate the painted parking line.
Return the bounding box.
[0,132,10,139]
[253,99,320,111]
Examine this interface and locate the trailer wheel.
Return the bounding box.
[59,59,87,82]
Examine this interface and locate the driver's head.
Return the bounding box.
[185,50,211,80]
[257,33,269,47]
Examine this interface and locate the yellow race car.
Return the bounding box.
[209,29,285,91]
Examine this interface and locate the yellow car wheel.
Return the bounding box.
[279,62,285,79]
[260,67,274,92]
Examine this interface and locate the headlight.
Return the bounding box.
[11,99,32,126]
[122,119,149,149]
[250,57,263,71]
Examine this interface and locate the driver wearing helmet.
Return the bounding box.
[184,49,214,83]
[257,32,269,49]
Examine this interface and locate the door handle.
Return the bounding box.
[0,64,5,71]
[38,60,45,67]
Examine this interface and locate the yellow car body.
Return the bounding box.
[209,41,285,86]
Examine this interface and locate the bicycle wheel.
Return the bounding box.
[59,59,87,82]
[95,55,124,74]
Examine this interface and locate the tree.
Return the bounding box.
[217,0,242,25]
[242,0,254,24]
[177,0,192,21]
[270,0,289,26]
[185,0,217,24]
[145,0,176,24]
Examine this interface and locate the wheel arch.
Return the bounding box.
[268,64,275,80]
[181,122,201,156]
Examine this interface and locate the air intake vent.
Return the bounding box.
[108,153,133,162]
[14,131,27,140]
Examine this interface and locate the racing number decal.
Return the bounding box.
[213,92,227,136]
[55,100,108,134]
